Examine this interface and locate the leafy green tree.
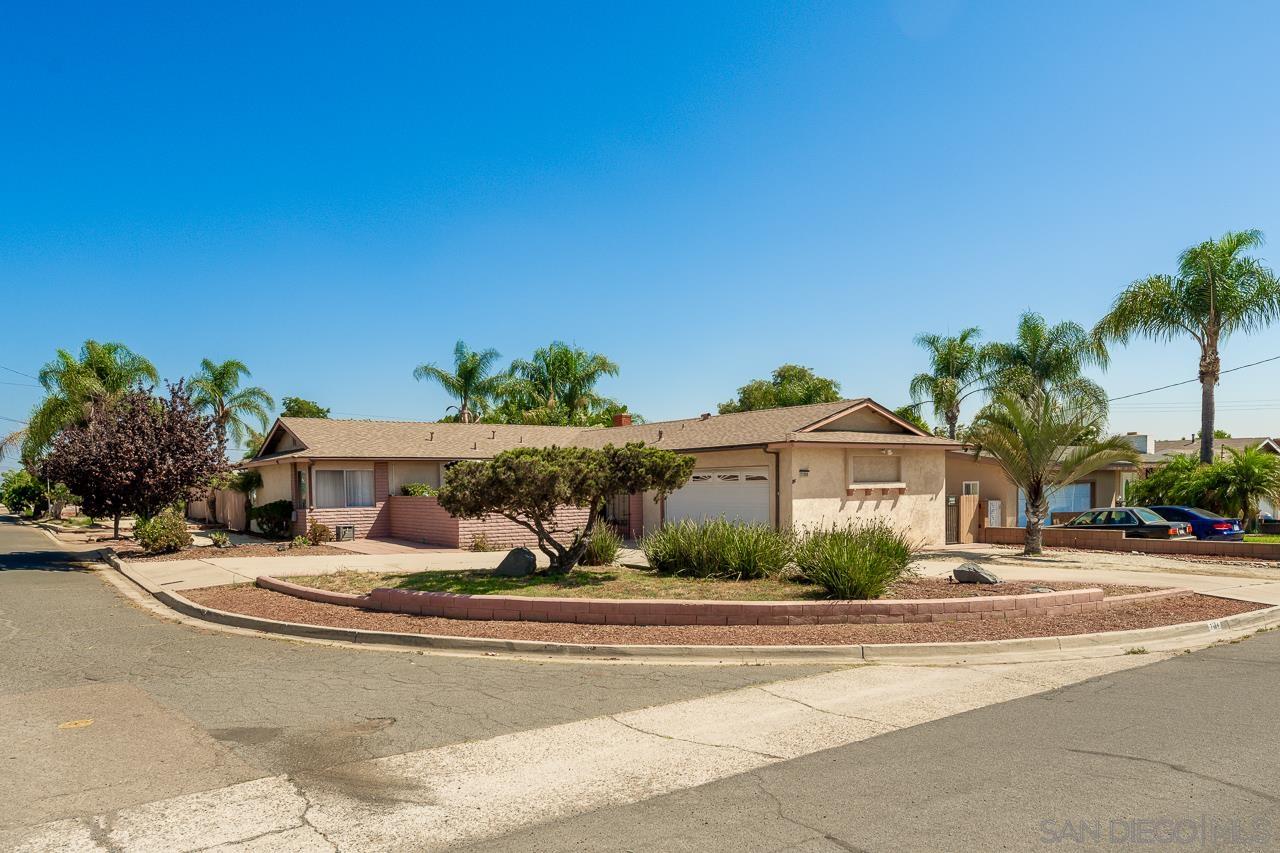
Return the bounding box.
[967,391,1137,555]
[280,397,330,419]
[907,328,991,439]
[6,341,158,463]
[719,364,841,414]
[413,341,508,423]
[987,312,1108,413]
[503,342,621,425]
[893,405,933,434]
[41,383,224,538]
[1094,229,1280,463]
[1213,429,1232,439]
[190,359,274,451]
[1,469,46,516]
[438,444,693,571]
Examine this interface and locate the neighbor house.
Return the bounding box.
[243,398,961,547]
[1151,434,1280,517]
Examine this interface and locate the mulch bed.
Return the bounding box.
[183,585,1264,646]
[886,578,1152,599]
[118,543,350,562]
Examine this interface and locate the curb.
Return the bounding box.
[102,551,1280,664]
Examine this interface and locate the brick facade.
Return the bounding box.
[386,495,591,550]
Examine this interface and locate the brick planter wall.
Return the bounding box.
[978,525,1280,560]
[386,495,592,550]
[256,576,1194,627]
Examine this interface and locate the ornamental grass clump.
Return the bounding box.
[794,521,916,599]
[642,519,793,580]
[579,524,622,566]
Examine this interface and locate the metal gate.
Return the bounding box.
[945,495,959,544]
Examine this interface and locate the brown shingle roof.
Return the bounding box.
[247,399,959,464]
[1154,436,1280,458]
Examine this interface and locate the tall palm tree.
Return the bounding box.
[505,342,619,425]
[1094,229,1280,463]
[190,359,275,450]
[987,312,1109,412]
[413,341,507,423]
[5,341,158,463]
[967,390,1138,555]
[908,327,991,439]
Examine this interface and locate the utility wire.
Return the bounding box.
[1107,354,1280,403]
[0,364,39,381]
[0,415,29,424]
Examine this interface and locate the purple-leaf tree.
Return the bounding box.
[41,382,225,538]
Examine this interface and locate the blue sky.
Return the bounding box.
[5,0,1280,469]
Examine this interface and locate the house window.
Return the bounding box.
[1017,482,1091,525]
[962,481,980,496]
[315,469,374,508]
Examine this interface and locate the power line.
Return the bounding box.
[1107,354,1280,403]
[0,415,28,424]
[0,364,38,381]
[0,380,40,388]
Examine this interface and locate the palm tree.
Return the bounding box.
[987,312,1109,412]
[505,342,619,425]
[413,341,507,423]
[190,359,275,450]
[967,390,1138,555]
[5,341,158,463]
[1217,446,1280,531]
[908,327,991,439]
[1094,230,1280,463]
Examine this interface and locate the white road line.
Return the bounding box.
[8,655,1162,852]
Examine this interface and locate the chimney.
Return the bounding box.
[611,413,632,427]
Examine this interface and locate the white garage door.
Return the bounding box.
[665,468,770,525]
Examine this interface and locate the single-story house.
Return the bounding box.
[1151,434,1280,517]
[243,398,962,547]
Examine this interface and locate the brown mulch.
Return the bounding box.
[886,578,1153,599]
[184,586,1264,647]
[118,543,350,562]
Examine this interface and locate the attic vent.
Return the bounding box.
[428,431,434,441]
[700,412,711,420]
[658,429,664,441]
[491,429,496,439]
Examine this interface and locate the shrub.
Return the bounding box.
[1,470,47,517]
[580,525,622,566]
[642,519,793,580]
[135,510,193,554]
[793,521,916,599]
[291,535,310,548]
[469,532,494,552]
[247,499,293,539]
[400,482,439,497]
[209,531,230,548]
[307,521,333,545]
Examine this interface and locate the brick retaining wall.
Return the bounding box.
[257,576,1195,627]
[978,526,1280,560]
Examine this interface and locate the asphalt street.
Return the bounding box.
[3,514,1277,851]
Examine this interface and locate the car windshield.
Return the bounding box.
[1132,507,1167,524]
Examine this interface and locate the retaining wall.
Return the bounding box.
[257,576,1194,627]
[978,525,1280,560]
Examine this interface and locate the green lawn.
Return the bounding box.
[288,566,829,601]
[1245,534,1280,544]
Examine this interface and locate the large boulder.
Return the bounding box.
[493,547,537,577]
[953,562,1000,584]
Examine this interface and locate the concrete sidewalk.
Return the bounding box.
[120,546,650,591]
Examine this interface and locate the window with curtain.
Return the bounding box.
[314,469,375,508]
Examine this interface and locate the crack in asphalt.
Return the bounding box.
[755,685,902,732]
[1064,748,1280,803]
[607,714,786,761]
[747,771,870,853]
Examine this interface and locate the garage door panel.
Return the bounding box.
[665,468,770,525]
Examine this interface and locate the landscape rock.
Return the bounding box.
[494,547,537,577]
[952,562,1001,584]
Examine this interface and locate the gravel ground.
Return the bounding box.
[184,586,1263,646]
[118,543,350,562]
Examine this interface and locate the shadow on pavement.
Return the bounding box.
[0,549,91,572]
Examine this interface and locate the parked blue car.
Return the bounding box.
[1145,506,1244,541]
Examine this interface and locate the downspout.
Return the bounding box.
[764,446,782,531]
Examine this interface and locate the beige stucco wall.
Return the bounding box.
[785,445,946,546]
[256,463,294,505]
[389,461,441,494]
[944,453,1020,527]
[812,409,901,433]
